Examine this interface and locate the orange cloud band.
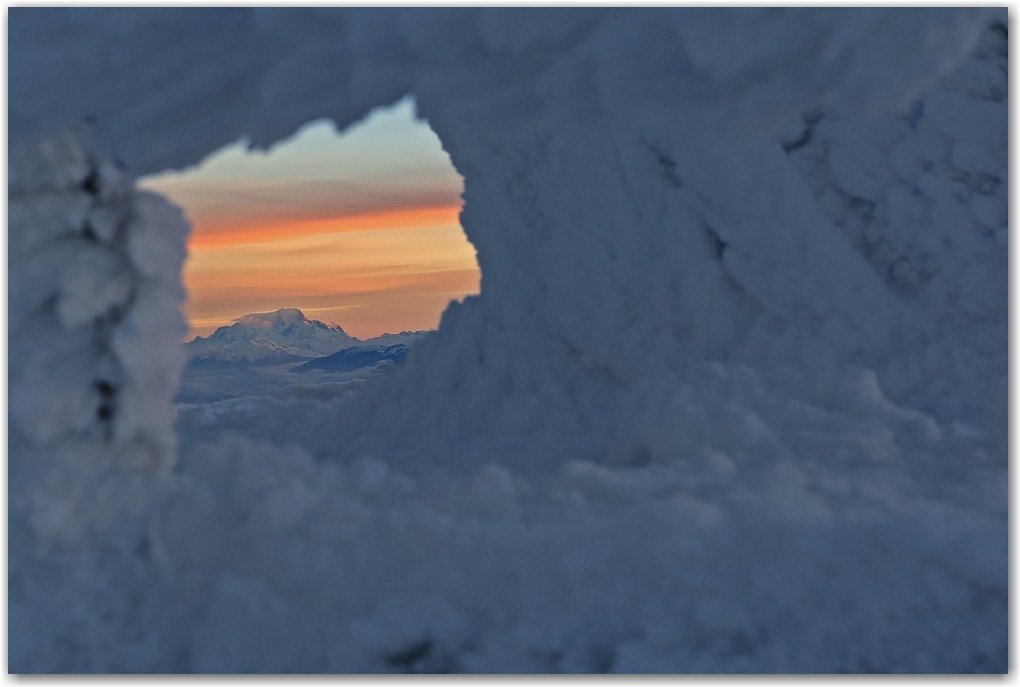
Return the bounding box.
[188,204,463,249]
[186,266,477,296]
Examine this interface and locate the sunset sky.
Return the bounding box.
[138,97,479,340]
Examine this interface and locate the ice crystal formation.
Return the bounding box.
[8,8,1006,673]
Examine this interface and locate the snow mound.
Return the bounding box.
[8,8,1005,673]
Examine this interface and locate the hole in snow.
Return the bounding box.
[138,96,479,343]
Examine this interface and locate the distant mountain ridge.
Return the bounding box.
[185,308,427,368]
[291,343,409,374]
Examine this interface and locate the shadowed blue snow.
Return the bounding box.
[7,7,1006,674]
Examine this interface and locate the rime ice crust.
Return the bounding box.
[9,135,189,557]
[8,138,192,673]
[8,8,1007,673]
[10,134,188,460]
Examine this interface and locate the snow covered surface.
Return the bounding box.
[8,8,1006,673]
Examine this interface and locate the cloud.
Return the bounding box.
[185,203,464,249]
[150,178,464,239]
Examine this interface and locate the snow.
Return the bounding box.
[186,308,356,366]
[7,8,1006,673]
[184,307,428,367]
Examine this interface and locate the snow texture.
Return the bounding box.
[8,8,1006,673]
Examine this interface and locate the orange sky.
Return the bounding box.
[138,98,480,340]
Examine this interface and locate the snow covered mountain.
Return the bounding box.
[362,330,429,348]
[185,308,426,368]
[291,343,409,374]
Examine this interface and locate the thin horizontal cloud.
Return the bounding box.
[187,204,464,249]
[152,178,462,233]
[185,268,480,339]
[186,266,478,298]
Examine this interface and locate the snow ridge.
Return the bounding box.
[7,8,1005,674]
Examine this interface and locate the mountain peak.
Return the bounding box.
[186,308,431,369]
[186,308,356,366]
[235,307,308,329]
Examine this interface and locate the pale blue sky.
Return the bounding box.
[140,96,464,232]
[139,95,478,339]
[166,96,459,184]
